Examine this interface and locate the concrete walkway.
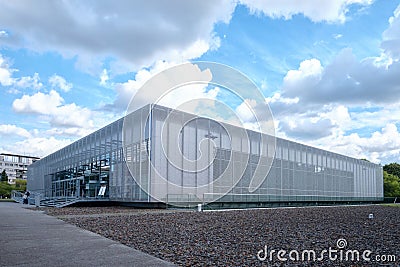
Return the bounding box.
[0,202,176,267]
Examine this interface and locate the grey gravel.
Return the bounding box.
[39,205,400,266]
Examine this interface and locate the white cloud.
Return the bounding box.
[0,0,375,78]
[239,0,373,23]
[320,105,352,131]
[157,85,220,112]
[127,62,218,116]
[281,48,400,105]
[272,6,400,160]
[45,127,93,138]
[0,1,235,74]
[12,90,93,128]
[0,30,8,37]
[0,54,14,86]
[99,69,109,86]
[381,4,400,60]
[350,104,400,130]
[50,103,93,128]
[279,115,335,141]
[14,72,43,90]
[313,123,400,164]
[12,90,63,114]
[333,33,343,39]
[282,58,323,97]
[7,88,20,94]
[236,99,258,123]
[13,137,73,158]
[105,60,181,111]
[48,74,72,92]
[265,92,299,105]
[270,95,400,164]
[161,33,222,63]
[361,124,400,153]
[111,79,140,110]
[0,54,43,90]
[0,124,31,138]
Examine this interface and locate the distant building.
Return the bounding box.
[0,153,40,184]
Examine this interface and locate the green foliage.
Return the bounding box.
[383,170,400,197]
[1,170,8,182]
[0,182,14,198]
[382,203,400,208]
[0,179,27,198]
[15,179,27,191]
[383,163,400,179]
[0,198,15,202]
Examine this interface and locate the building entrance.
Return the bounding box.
[50,159,109,199]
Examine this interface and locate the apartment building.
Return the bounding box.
[1,153,40,184]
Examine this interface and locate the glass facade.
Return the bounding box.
[28,104,383,205]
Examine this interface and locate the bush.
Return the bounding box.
[0,180,27,198]
[384,163,400,179]
[0,182,14,198]
[383,171,400,197]
[15,179,27,191]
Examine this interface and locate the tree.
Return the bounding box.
[15,179,27,191]
[383,163,400,179]
[0,182,13,198]
[1,170,8,183]
[383,170,400,197]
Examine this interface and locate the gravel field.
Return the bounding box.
[30,206,178,217]
[41,205,400,266]
[31,206,140,215]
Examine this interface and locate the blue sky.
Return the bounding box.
[0,0,400,164]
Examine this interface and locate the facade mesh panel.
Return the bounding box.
[28,104,383,204]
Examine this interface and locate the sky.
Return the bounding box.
[0,0,399,164]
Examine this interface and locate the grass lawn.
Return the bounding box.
[381,203,400,207]
[0,199,16,202]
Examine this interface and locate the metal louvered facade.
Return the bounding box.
[28,104,383,206]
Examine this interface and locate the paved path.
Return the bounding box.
[0,202,176,267]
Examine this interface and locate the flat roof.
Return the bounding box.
[0,153,40,159]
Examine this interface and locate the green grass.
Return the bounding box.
[381,203,400,207]
[0,199,16,202]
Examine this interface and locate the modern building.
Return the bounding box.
[27,104,383,207]
[1,153,40,184]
